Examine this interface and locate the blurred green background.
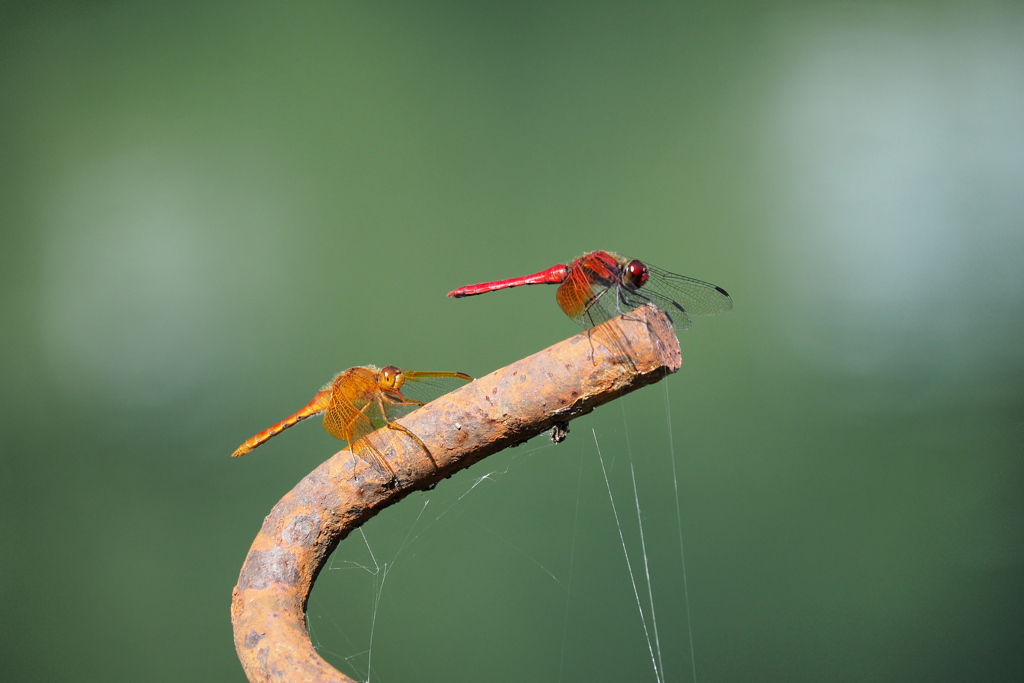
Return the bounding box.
[2,1,1022,681]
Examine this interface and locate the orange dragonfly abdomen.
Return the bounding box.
[230,388,332,458]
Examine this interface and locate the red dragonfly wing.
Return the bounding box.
[619,264,733,330]
[560,255,733,331]
[556,264,617,328]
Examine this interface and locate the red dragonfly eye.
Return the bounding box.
[623,259,649,288]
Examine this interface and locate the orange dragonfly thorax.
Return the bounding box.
[322,365,410,443]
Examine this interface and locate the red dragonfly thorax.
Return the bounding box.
[557,251,648,319]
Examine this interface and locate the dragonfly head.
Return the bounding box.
[622,259,649,290]
[379,366,406,391]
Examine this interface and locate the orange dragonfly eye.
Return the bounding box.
[378,365,405,391]
[623,259,649,289]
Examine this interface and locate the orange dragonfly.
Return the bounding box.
[448,250,732,331]
[231,365,472,478]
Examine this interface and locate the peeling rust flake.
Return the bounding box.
[282,513,320,547]
[243,630,266,649]
[238,548,301,591]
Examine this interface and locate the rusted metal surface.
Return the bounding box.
[231,304,681,682]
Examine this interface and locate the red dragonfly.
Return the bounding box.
[232,365,472,478]
[447,250,732,330]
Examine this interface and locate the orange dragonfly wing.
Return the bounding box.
[316,366,460,439]
[379,370,472,420]
[321,366,384,444]
[322,367,471,476]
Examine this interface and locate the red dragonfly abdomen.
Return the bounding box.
[447,264,569,297]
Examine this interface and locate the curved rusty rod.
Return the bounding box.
[231,304,682,682]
